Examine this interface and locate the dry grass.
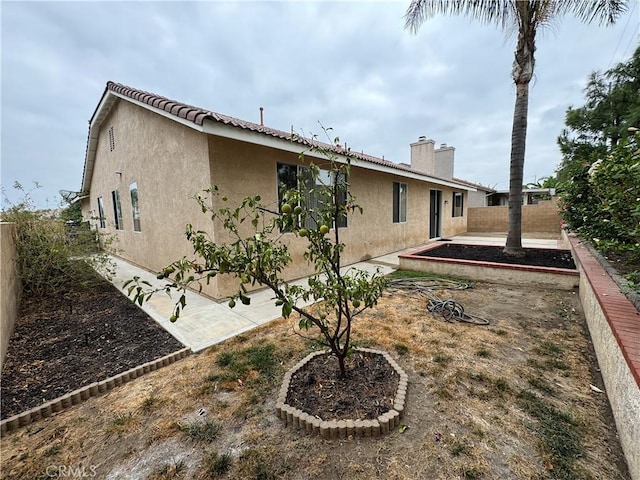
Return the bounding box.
[0,277,630,480]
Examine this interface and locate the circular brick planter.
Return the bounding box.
[275,348,408,439]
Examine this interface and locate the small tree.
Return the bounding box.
[126,135,388,379]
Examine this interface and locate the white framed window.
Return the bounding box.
[393,182,407,223]
[130,182,141,232]
[97,196,106,228]
[277,163,347,231]
[112,190,123,230]
[452,192,464,217]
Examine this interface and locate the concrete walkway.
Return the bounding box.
[108,251,402,353]
[449,233,563,249]
[107,234,561,353]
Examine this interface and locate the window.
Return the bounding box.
[108,126,115,152]
[393,182,407,223]
[130,182,141,232]
[452,192,464,217]
[112,190,123,230]
[97,196,106,228]
[277,163,348,231]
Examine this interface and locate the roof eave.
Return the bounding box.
[80,90,119,193]
[202,120,476,191]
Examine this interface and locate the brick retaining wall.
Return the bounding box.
[567,233,639,480]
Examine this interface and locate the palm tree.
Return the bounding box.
[405,0,627,255]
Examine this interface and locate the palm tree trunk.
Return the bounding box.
[504,81,528,256]
[505,10,535,257]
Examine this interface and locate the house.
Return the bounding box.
[79,81,476,299]
[488,188,556,206]
[452,179,495,208]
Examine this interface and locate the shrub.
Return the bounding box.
[1,182,113,297]
[559,134,640,267]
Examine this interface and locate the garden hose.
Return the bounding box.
[386,277,490,326]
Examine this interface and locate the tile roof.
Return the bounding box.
[82,81,475,192]
[107,82,469,179]
[452,178,495,192]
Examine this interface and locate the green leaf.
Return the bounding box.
[282,302,292,318]
[298,317,314,330]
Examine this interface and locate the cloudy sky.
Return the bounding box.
[1,1,638,209]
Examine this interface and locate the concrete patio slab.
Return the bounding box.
[106,251,400,353]
[447,235,561,249]
[105,234,564,353]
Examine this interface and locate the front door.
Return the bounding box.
[429,190,442,238]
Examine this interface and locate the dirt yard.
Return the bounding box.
[1,266,184,419]
[0,276,631,480]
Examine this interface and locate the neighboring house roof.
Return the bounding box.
[81,81,476,193]
[492,188,556,196]
[451,178,495,193]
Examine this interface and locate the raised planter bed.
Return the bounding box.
[275,348,408,439]
[399,243,579,290]
[0,348,191,436]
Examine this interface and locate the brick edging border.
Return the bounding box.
[567,233,640,387]
[0,347,191,436]
[577,237,640,311]
[275,348,408,439]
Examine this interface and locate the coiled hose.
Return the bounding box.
[386,277,489,326]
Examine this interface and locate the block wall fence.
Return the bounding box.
[467,198,561,234]
[1,223,20,371]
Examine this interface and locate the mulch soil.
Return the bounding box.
[419,243,577,269]
[1,268,184,420]
[286,351,399,421]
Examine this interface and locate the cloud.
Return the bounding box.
[1,1,636,207]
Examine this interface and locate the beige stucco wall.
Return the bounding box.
[82,100,214,291]
[467,198,561,234]
[208,135,469,297]
[467,190,489,208]
[82,103,471,299]
[1,223,20,371]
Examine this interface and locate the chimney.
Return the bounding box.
[410,136,455,179]
[434,143,455,179]
[259,107,264,126]
[410,136,435,174]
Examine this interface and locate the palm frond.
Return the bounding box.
[404,0,518,34]
[560,0,629,26]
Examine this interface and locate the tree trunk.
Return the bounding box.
[336,350,347,379]
[505,9,535,257]
[504,81,529,256]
